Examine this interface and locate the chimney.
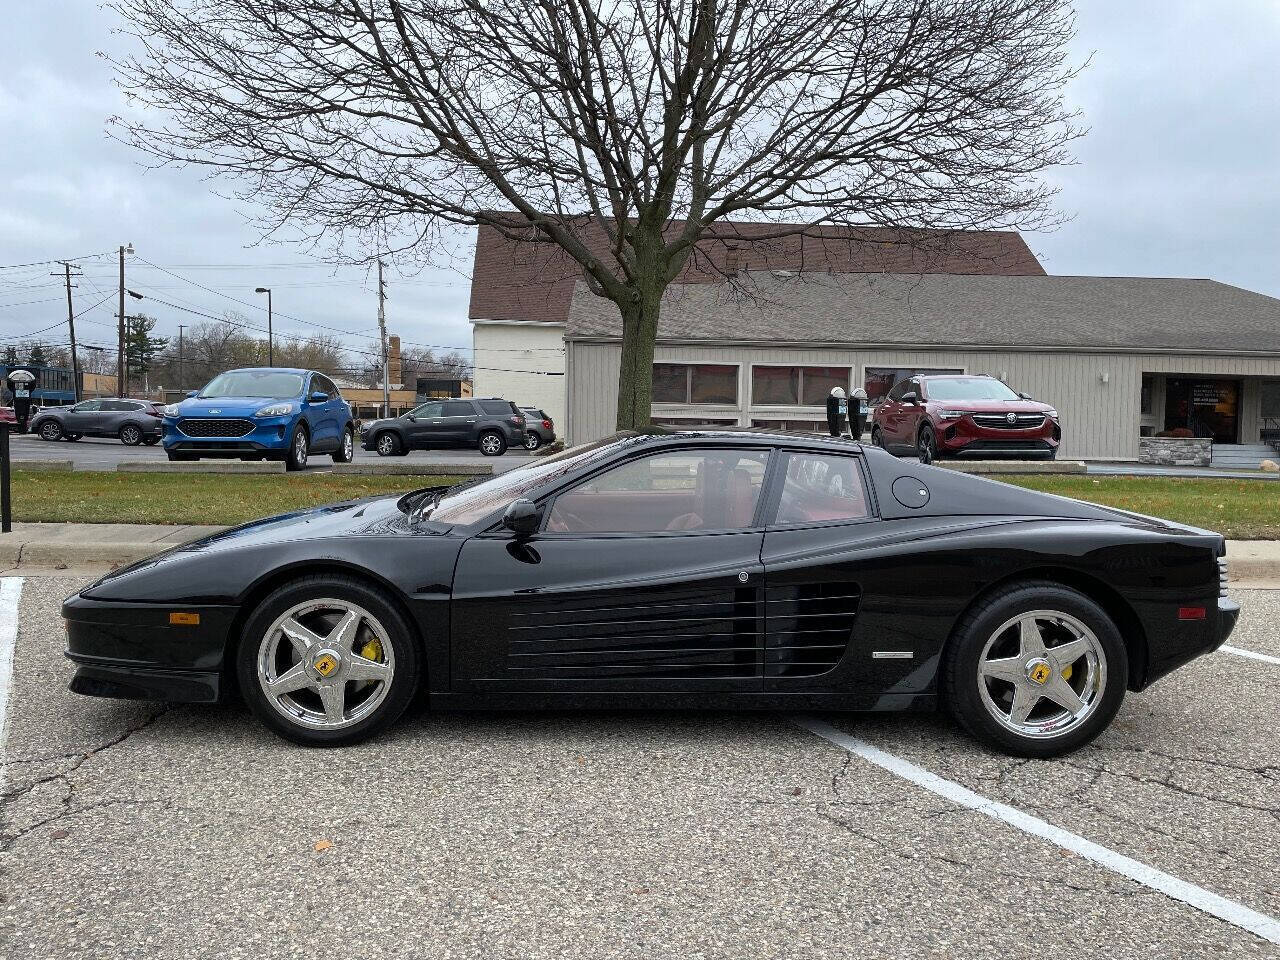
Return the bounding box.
[388,335,402,388]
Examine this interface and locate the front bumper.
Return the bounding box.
[163,415,293,456]
[939,416,1061,458]
[63,592,238,704]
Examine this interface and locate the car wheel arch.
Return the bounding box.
[224,560,427,699]
[937,566,1149,700]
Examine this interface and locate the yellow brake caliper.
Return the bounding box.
[358,638,385,688]
[1061,663,1073,681]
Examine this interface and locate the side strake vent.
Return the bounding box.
[765,582,860,678]
[506,585,758,680]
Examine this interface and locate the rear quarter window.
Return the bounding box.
[478,400,512,415]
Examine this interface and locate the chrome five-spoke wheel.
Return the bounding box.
[256,598,394,730]
[977,610,1105,739]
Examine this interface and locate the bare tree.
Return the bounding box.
[150,319,349,388]
[110,0,1082,429]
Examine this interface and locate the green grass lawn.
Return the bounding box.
[7,470,1279,539]
[1004,475,1280,540]
[9,471,451,526]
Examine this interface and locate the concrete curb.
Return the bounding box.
[118,461,287,474]
[937,460,1087,475]
[11,460,73,472]
[330,462,492,476]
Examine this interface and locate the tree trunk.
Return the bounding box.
[614,283,663,431]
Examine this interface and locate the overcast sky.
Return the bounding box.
[2,1,1278,375]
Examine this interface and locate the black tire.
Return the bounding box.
[64,433,81,441]
[236,574,422,747]
[119,423,143,446]
[37,420,62,442]
[523,432,541,451]
[942,581,1128,758]
[166,451,195,462]
[870,426,884,449]
[374,431,400,457]
[478,430,507,457]
[142,436,160,446]
[286,424,309,471]
[917,425,936,464]
[332,427,355,463]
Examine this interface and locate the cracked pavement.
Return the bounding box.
[1,577,1278,959]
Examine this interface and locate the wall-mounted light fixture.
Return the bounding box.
[1099,371,1110,384]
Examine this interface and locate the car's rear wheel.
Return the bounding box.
[332,427,355,463]
[119,423,143,446]
[917,426,936,464]
[38,420,62,442]
[942,582,1127,758]
[523,432,541,451]
[375,431,400,457]
[236,575,421,746]
[286,425,309,471]
[479,430,506,456]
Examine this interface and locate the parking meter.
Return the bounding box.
[6,368,35,434]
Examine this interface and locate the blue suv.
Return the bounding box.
[162,368,355,470]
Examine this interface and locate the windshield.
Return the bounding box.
[424,434,635,526]
[201,370,305,399]
[925,378,1020,402]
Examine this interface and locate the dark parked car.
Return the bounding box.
[519,407,556,451]
[64,429,1236,756]
[361,397,525,457]
[31,398,163,445]
[871,374,1060,463]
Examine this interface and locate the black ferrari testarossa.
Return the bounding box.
[64,430,1238,756]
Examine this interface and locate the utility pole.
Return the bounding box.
[178,324,186,390]
[255,287,273,365]
[54,261,81,401]
[377,260,390,419]
[117,243,133,397]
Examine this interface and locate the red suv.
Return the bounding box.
[870,374,1060,463]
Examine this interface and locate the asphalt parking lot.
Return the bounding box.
[6,433,533,473]
[1,578,1277,959]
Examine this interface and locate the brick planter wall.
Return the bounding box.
[1139,436,1213,467]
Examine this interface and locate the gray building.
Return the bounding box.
[563,271,1280,461]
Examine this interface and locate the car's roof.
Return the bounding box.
[220,367,312,375]
[613,427,867,453]
[917,373,995,381]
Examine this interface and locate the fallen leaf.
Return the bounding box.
[314,839,333,852]
[49,828,69,840]
[791,787,803,796]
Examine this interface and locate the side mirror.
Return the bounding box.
[309,391,329,403]
[901,391,919,404]
[186,390,198,399]
[502,498,540,536]
[1018,392,1033,401]
[406,414,417,422]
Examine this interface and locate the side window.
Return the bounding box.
[478,400,512,416]
[73,400,102,412]
[886,381,907,403]
[774,453,869,525]
[546,449,770,534]
[441,400,474,417]
[313,375,337,398]
[413,402,444,419]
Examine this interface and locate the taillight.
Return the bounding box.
[511,415,524,425]
[542,419,552,429]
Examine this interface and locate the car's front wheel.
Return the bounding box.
[38,420,62,442]
[478,430,506,456]
[870,426,884,448]
[286,425,309,471]
[917,426,937,464]
[119,423,143,446]
[523,432,541,451]
[64,433,81,441]
[942,581,1127,758]
[236,575,422,746]
[166,451,195,462]
[332,427,355,463]
[142,436,160,446]
[374,431,400,457]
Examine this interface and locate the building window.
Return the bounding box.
[1261,381,1280,420]
[863,366,963,405]
[751,366,851,406]
[652,364,738,405]
[1140,375,1154,416]
[651,416,739,427]
[751,419,827,433]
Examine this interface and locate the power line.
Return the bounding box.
[0,252,113,271]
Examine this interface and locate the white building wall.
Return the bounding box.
[471,321,567,433]
[565,340,1280,457]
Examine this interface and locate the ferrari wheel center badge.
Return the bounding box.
[312,651,340,678]
[1026,658,1052,686]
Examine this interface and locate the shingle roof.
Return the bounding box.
[565,272,1280,354]
[469,218,1045,325]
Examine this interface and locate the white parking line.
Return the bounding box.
[795,717,1280,946]
[1220,644,1280,666]
[0,577,25,789]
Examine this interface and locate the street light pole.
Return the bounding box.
[255,287,273,366]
